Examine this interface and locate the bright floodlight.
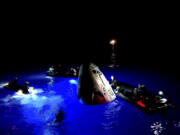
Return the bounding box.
[110,39,117,46]
[158,90,164,95]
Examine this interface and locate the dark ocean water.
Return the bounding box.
[0,66,180,135]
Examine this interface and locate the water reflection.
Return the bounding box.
[102,99,122,130]
[46,76,55,87]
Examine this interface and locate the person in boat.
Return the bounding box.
[58,64,66,72]
[48,65,55,73]
[22,81,29,94]
[132,88,138,100]
[54,110,65,122]
[110,75,119,89]
[137,84,148,97]
[49,66,54,72]
[70,67,77,76]
[8,77,18,89]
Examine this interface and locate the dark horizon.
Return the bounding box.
[1,23,179,78]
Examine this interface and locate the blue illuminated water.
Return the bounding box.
[0,66,180,135]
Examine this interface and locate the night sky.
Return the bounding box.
[0,14,179,78]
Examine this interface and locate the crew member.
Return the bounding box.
[8,77,18,89]
[22,81,29,94]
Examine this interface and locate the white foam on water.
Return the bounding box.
[0,82,8,89]
[1,87,64,123]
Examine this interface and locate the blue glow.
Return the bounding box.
[0,67,180,135]
[69,79,78,84]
